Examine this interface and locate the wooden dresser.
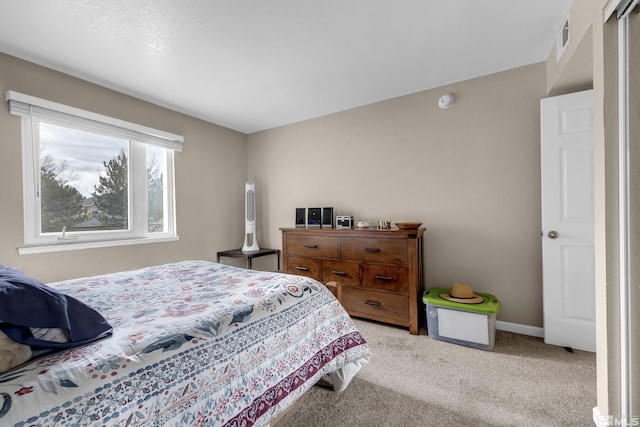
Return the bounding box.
[280,227,425,334]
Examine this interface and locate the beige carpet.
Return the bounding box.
[276,318,596,427]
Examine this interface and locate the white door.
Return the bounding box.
[540,89,595,352]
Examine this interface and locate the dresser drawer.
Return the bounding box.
[362,264,408,293]
[286,235,339,258]
[321,260,360,286]
[285,256,320,280]
[340,237,408,264]
[341,287,409,323]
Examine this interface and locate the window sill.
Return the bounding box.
[18,235,180,255]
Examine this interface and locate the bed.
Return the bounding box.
[0,260,371,426]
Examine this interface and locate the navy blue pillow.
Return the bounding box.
[0,266,112,351]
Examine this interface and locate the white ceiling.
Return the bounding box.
[0,0,574,134]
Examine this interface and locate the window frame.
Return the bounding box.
[6,91,182,254]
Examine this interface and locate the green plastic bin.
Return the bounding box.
[423,288,501,350]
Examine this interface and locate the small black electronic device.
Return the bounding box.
[307,208,321,228]
[336,215,354,229]
[322,207,334,228]
[295,208,306,228]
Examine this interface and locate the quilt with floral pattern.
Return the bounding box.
[0,260,371,426]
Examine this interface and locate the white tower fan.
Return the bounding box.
[242,181,260,252]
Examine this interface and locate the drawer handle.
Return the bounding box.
[304,244,318,249]
[364,300,381,307]
[364,248,380,252]
[332,271,347,275]
[375,275,393,281]
[295,266,309,271]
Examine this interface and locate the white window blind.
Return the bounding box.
[5,90,183,152]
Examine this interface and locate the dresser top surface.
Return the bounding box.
[280,227,424,238]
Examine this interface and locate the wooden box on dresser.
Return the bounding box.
[280,227,425,334]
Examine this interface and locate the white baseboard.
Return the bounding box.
[495,320,544,338]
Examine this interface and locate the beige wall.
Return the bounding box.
[248,63,547,327]
[0,52,248,283]
[546,0,595,96]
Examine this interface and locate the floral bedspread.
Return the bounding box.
[0,260,371,426]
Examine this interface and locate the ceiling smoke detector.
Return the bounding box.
[438,94,455,109]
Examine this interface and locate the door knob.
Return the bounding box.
[548,231,558,239]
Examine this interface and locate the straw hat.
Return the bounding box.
[439,283,484,304]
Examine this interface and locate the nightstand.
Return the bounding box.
[216,248,281,271]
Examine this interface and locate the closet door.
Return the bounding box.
[540,89,595,352]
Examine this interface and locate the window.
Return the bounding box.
[6,91,182,253]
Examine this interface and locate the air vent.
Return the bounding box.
[556,12,570,62]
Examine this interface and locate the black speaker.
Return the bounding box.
[322,207,333,228]
[295,208,306,228]
[307,208,321,228]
